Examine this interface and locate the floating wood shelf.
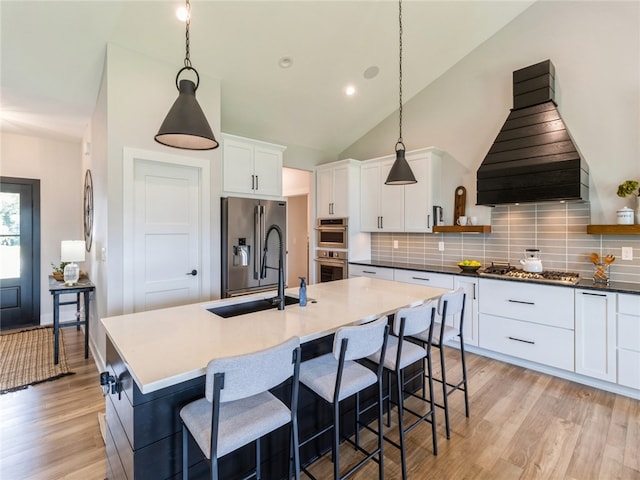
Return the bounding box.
[433,225,492,234]
[586,224,640,235]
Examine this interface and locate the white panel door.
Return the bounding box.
[316,167,333,217]
[133,160,201,312]
[360,163,380,231]
[253,147,282,196]
[331,164,349,217]
[379,159,404,231]
[222,139,254,194]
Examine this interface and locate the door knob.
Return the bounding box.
[186,269,198,276]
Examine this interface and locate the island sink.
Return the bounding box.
[207,295,300,318]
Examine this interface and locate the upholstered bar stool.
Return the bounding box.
[180,337,302,480]
[365,301,438,480]
[412,287,469,439]
[298,316,390,480]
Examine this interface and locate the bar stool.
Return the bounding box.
[180,337,302,480]
[365,301,438,480]
[412,288,469,439]
[298,316,390,480]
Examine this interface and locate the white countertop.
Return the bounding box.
[101,277,448,394]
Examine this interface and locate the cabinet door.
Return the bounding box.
[379,160,404,231]
[253,147,282,197]
[223,140,254,194]
[360,163,380,232]
[575,290,616,382]
[331,165,349,217]
[404,156,432,232]
[348,264,394,280]
[454,276,479,347]
[316,168,333,217]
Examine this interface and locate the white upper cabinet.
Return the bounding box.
[361,158,404,232]
[316,160,356,218]
[222,133,286,198]
[404,150,443,232]
[361,147,457,233]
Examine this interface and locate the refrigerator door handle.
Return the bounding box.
[254,205,260,279]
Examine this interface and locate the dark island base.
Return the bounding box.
[105,321,421,479]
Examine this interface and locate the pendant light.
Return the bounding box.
[155,0,218,150]
[385,0,416,185]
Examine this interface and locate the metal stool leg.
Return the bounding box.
[439,345,451,439]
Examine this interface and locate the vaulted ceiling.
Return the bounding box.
[1,1,535,156]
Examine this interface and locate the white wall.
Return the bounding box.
[341,1,640,224]
[103,43,222,320]
[0,132,83,324]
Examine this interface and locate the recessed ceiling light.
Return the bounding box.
[278,57,293,69]
[176,6,189,22]
[364,66,380,79]
[344,85,356,96]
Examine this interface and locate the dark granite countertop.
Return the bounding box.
[349,259,640,295]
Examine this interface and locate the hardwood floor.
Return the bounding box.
[1,330,638,479]
[0,328,105,480]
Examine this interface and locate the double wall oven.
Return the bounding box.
[315,218,348,283]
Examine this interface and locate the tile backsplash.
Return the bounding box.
[371,203,640,284]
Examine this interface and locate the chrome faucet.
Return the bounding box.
[260,224,285,310]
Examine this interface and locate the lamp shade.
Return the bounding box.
[61,240,86,263]
[154,79,219,150]
[385,147,417,185]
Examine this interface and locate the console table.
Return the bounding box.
[48,276,95,364]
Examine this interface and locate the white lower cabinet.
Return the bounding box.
[454,276,479,347]
[393,269,453,289]
[618,294,640,389]
[575,289,616,382]
[478,279,575,371]
[479,314,574,370]
[348,264,394,281]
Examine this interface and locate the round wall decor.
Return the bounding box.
[83,169,94,252]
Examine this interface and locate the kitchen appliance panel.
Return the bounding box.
[261,199,287,287]
[316,217,348,249]
[221,197,286,297]
[315,250,348,283]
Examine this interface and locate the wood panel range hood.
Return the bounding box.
[477,60,589,206]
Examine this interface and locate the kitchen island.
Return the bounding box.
[102,277,448,479]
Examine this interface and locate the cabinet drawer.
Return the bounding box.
[618,294,640,316]
[618,349,640,390]
[348,264,394,280]
[393,269,454,289]
[479,313,574,371]
[479,279,574,329]
[618,314,640,352]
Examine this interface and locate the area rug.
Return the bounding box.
[0,326,74,394]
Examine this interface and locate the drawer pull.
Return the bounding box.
[363,270,376,275]
[508,336,535,345]
[508,299,535,305]
[412,277,429,281]
[582,292,607,297]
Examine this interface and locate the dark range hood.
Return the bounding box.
[477,60,589,205]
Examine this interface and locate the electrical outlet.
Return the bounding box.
[438,241,444,252]
[622,247,633,260]
[393,240,399,249]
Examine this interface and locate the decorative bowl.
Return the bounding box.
[458,264,481,273]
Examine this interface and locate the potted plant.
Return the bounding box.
[617,179,640,224]
[51,261,69,282]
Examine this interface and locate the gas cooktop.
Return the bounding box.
[480,262,580,285]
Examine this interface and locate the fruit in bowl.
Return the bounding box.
[458,260,481,272]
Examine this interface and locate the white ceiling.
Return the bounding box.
[0,1,535,156]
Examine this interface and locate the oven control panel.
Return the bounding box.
[318,250,343,258]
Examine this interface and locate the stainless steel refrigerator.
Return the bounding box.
[221,197,287,298]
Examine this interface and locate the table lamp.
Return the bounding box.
[61,240,86,285]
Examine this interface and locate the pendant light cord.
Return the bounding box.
[397,0,403,148]
[184,0,191,68]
